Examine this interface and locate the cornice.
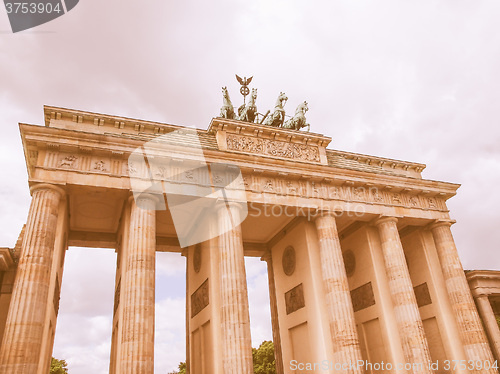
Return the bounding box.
[44,105,187,134]
[466,270,500,281]
[20,122,460,200]
[43,106,426,173]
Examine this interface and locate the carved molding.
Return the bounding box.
[242,176,447,211]
[226,133,320,162]
[41,152,449,212]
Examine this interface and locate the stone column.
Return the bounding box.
[261,252,284,374]
[430,221,497,372]
[0,183,65,374]
[119,195,157,374]
[217,202,253,374]
[374,217,434,373]
[476,295,500,361]
[314,213,364,373]
[183,250,191,374]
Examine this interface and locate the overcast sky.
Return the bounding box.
[1,1,500,373]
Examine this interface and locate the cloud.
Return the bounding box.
[246,258,273,347]
[52,248,116,374]
[53,248,187,374]
[155,297,186,373]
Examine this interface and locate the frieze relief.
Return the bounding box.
[45,151,448,212]
[93,160,107,172]
[226,133,320,162]
[59,155,77,168]
[191,278,209,318]
[127,161,138,176]
[243,176,447,211]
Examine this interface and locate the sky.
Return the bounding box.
[1,0,500,373]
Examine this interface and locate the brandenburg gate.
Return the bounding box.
[0,103,498,374]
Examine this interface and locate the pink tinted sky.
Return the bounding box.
[1,1,500,373]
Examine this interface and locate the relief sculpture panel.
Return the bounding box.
[47,148,448,214]
[191,278,209,318]
[285,283,305,315]
[226,134,320,162]
[351,282,375,312]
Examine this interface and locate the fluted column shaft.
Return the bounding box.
[262,253,284,374]
[314,214,364,373]
[218,202,253,374]
[430,222,496,373]
[0,184,64,374]
[375,217,433,374]
[119,195,157,374]
[476,295,500,362]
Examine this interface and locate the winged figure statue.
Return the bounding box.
[235,75,253,86]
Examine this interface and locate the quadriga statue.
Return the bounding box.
[220,86,235,119]
[237,88,258,123]
[283,101,310,131]
[263,92,288,127]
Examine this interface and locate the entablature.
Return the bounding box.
[21,106,460,221]
[466,270,500,297]
[43,106,426,178]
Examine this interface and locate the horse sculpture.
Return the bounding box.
[263,92,288,127]
[283,101,310,131]
[220,86,235,119]
[237,88,258,123]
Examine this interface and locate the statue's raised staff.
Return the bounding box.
[220,86,235,119]
[263,92,288,127]
[283,101,310,131]
[237,88,258,123]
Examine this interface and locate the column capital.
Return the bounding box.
[128,193,161,204]
[29,183,65,197]
[215,199,245,213]
[128,193,163,211]
[314,209,339,220]
[476,293,492,300]
[428,219,456,231]
[372,216,399,226]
